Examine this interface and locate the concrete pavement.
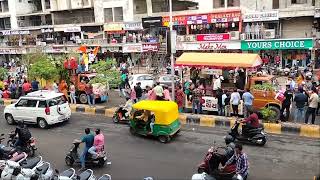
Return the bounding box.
[0,108,319,180]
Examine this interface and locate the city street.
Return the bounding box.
[0,107,319,180]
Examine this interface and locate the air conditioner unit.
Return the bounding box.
[185,35,196,42]
[177,35,185,42]
[240,33,246,40]
[264,29,275,39]
[230,31,240,40]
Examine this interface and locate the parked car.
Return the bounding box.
[128,74,155,89]
[4,90,71,129]
[158,75,180,88]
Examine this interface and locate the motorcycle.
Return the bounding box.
[65,139,111,168]
[52,168,76,180]
[15,161,53,180]
[76,169,96,180]
[7,132,37,157]
[192,172,244,180]
[1,156,43,179]
[228,120,267,146]
[112,106,130,124]
[98,174,112,180]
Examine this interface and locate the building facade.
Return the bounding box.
[0,0,319,67]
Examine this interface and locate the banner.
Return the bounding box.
[196,33,230,41]
[243,11,279,22]
[122,44,142,53]
[241,39,313,50]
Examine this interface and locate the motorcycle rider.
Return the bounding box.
[221,144,249,180]
[79,128,94,171]
[240,109,260,137]
[88,128,105,159]
[121,98,133,119]
[13,121,31,148]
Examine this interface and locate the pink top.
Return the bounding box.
[148,89,156,100]
[163,89,171,101]
[93,133,105,152]
[130,88,136,100]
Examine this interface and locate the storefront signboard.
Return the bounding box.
[123,22,143,30]
[241,39,313,50]
[104,23,124,31]
[142,17,162,29]
[41,28,53,33]
[177,41,240,51]
[243,11,279,22]
[196,33,230,41]
[64,26,81,32]
[0,48,27,54]
[163,11,241,26]
[201,68,222,75]
[142,43,159,52]
[1,30,30,35]
[122,44,142,53]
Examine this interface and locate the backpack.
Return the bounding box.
[19,127,31,141]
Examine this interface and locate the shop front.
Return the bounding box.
[103,23,125,44]
[0,30,36,46]
[163,10,241,41]
[177,40,241,52]
[241,38,313,67]
[123,22,143,43]
[0,47,27,65]
[54,26,82,44]
[142,16,166,43]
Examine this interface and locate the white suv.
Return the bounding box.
[4,90,72,129]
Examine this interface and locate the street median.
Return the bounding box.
[1,99,319,138]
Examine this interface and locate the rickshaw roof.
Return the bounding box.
[133,100,178,112]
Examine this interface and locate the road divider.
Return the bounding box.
[1,99,319,138]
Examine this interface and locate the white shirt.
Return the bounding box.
[53,83,59,93]
[230,92,241,105]
[153,85,163,96]
[213,78,221,90]
[89,53,95,63]
[222,94,227,106]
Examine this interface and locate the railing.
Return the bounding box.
[54,16,94,25]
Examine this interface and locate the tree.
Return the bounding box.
[90,60,121,88]
[28,58,59,81]
[0,67,8,80]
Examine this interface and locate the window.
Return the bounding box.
[114,7,123,22]
[1,0,9,12]
[291,0,307,4]
[45,0,51,9]
[17,99,38,107]
[144,76,154,80]
[104,8,113,23]
[17,99,28,107]
[213,0,239,8]
[48,96,67,107]
[133,0,147,14]
[273,0,279,9]
[137,76,145,80]
[38,101,47,108]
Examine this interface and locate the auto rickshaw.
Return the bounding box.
[129,100,181,143]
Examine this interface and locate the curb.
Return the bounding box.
[1,99,319,138]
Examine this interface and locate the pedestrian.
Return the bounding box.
[184,80,192,101]
[31,78,39,92]
[153,82,164,100]
[230,89,241,117]
[147,84,156,100]
[175,85,184,112]
[216,88,224,116]
[280,85,293,122]
[134,82,143,101]
[0,78,4,90]
[69,82,77,104]
[130,85,137,103]
[22,80,31,95]
[85,83,94,106]
[305,87,319,124]
[59,80,68,101]
[53,80,59,93]
[9,80,17,99]
[221,90,228,116]
[224,92,231,117]
[242,88,254,118]
[163,85,171,101]
[191,84,203,114]
[293,87,308,122]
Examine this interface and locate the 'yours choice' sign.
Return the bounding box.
[241,39,313,50]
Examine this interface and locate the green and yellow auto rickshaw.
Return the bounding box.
[129,100,181,143]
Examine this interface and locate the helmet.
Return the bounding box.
[224,135,234,145]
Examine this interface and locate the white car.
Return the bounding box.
[128,74,155,89]
[4,90,71,129]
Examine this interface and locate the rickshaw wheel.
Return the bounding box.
[158,135,170,143]
[130,127,136,135]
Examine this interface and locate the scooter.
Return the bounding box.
[98,174,112,180]
[112,106,130,124]
[52,168,76,180]
[1,156,43,179]
[192,172,244,180]
[7,132,37,157]
[15,161,53,180]
[65,139,111,168]
[228,120,267,146]
[76,169,96,180]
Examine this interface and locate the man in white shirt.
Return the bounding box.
[88,51,95,64]
[153,82,164,100]
[230,89,241,116]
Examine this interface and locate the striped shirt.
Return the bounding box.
[226,152,249,177]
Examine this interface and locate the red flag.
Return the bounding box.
[78,45,87,53]
[93,46,100,56]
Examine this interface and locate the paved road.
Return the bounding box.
[0,108,319,180]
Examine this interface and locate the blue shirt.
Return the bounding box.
[31,81,39,91]
[81,133,94,148]
[242,92,254,106]
[226,153,249,177]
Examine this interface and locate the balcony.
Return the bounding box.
[17,15,52,28]
[53,9,95,25]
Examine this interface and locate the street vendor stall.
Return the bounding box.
[176,52,263,113]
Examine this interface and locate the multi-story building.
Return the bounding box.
[0,0,319,67]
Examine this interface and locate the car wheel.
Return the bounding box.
[79,93,88,104]
[5,114,15,125]
[65,156,74,166]
[38,118,48,129]
[267,106,281,121]
[129,127,136,135]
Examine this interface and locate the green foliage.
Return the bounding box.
[0,67,8,80]
[28,58,59,80]
[260,107,277,122]
[253,83,274,91]
[90,60,120,88]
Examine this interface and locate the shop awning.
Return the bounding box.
[175,53,262,68]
